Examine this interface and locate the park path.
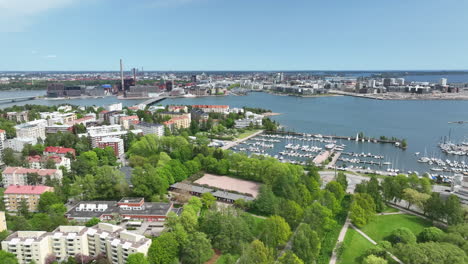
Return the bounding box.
[350,224,404,264]
[328,216,350,264]
[378,212,404,215]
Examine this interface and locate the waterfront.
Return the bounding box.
[2,90,468,175]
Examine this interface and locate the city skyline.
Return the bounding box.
[1,0,468,71]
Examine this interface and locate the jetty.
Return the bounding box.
[0,96,36,104]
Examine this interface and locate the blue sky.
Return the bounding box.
[0,0,467,71]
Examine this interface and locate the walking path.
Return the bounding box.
[328,216,350,264]
[351,224,404,264]
[221,130,264,149]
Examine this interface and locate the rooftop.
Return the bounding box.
[4,185,53,195]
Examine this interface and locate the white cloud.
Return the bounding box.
[44,54,57,59]
[0,0,78,32]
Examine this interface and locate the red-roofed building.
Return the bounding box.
[4,185,54,212]
[28,155,71,170]
[44,146,76,157]
[168,105,188,113]
[2,167,63,186]
[65,115,96,126]
[192,105,229,113]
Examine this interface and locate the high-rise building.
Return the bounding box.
[191,75,197,83]
[166,81,173,91]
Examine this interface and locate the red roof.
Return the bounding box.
[27,155,42,163]
[120,115,139,120]
[4,185,53,195]
[0,129,5,133]
[44,146,76,156]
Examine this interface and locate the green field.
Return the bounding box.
[215,254,239,264]
[237,129,262,139]
[339,228,374,264]
[361,214,432,242]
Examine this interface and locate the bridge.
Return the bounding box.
[0,96,37,104]
[139,96,167,107]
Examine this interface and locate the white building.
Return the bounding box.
[15,119,47,140]
[134,122,164,136]
[440,78,448,86]
[0,129,5,166]
[1,223,151,264]
[2,167,63,186]
[105,103,123,112]
[5,138,37,152]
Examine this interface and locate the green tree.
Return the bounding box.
[292,223,321,264]
[350,193,376,227]
[278,251,304,264]
[303,201,336,234]
[424,193,445,221]
[38,191,62,213]
[85,217,100,227]
[127,253,149,264]
[402,188,430,210]
[0,250,19,264]
[238,240,274,264]
[253,186,278,215]
[336,171,348,190]
[325,181,345,202]
[18,198,30,218]
[388,227,416,245]
[180,232,214,264]
[148,232,180,264]
[278,200,304,229]
[444,195,464,225]
[362,255,388,264]
[3,148,21,166]
[201,192,216,209]
[418,227,444,243]
[260,215,292,248]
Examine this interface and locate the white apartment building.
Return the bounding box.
[15,119,47,140]
[0,129,5,166]
[2,167,63,186]
[105,103,123,112]
[1,223,151,264]
[134,122,164,136]
[87,125,122,135]
[5,138,37,152]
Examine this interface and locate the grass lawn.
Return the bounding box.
[339,228,374,264]
[381,205,400,213]
[237,129,262,139]
[361,214,432,242]
[215,254,239,264]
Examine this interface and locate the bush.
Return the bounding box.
[418,227,444,243]
[388,227,416,245]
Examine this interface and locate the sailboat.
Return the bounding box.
[355,133,359,142]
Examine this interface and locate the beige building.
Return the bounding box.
[3,185,54,212]
[0,211,6,232]
[162,113,191,130]
[1,223,151,264]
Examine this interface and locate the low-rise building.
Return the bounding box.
[167,105,188,113]
[66,198,172,223]
[1,223,151,264]
[44,146,76,158]
[161,113,191,131]
[3,185,54,212]
[5,138,36,152]
[119,115,139,130]
[46,124,72,134]
[134,122,164,136]
[27,155,71,170]
[2,167,63,186]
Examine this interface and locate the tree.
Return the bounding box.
[278,200,304,229]
[18,198,30,218]
[424,192,445,221]
[44,158,57,169]
[2,148,21,166]
[278,251,304,264]
[201,192,216,209]
[336,172,348,191]
[363,255,388,264]
[292,224,321,264]
[148,232,180,264]
[418,227,444,243]
[350,193,376,227]
[260,215,292,248]
[325,181,345,202]
[238,240,274,264]
[85,217,100,227]
[253,186,278,215]
[388,227,416,245]
[127,253,149,264]
[402,188,430,210]
[180,232,214,264]
[444,195,464,225]
[303,201,336,234]
[38,192,62,213]
[0,250,18,264]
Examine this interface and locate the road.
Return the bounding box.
[319,171,369,193]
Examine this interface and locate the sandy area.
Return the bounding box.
[194,174,261,197]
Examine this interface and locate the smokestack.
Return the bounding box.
[120,59,124,91]
[132,68,137,82]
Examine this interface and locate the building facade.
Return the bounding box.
[134,122,164,136]
[2,167,63,186]
[3,185,54,212]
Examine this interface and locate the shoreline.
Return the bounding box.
[329,90,468,101]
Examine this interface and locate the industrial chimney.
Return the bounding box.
[120,59,124,91]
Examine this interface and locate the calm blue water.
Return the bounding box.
[2,89,468,174]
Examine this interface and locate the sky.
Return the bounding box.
[0,0,467,71]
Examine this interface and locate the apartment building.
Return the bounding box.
[192,105,229,113]
[134,122,164,136]
[3,185,54,212]
[0,129,5,166]
[87,125,122,135]
[40,112,77,126]
[2,167,63,186]
[167,105,188,113]
[97,137,124,157]
[15,119,47,140]
[65,115,96,126]
[119,115,139,130]
[0,211,6,232]
[1,223,151,264]
[6,111,29,123]
[27,155,71,170]
[5,138,36,152]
